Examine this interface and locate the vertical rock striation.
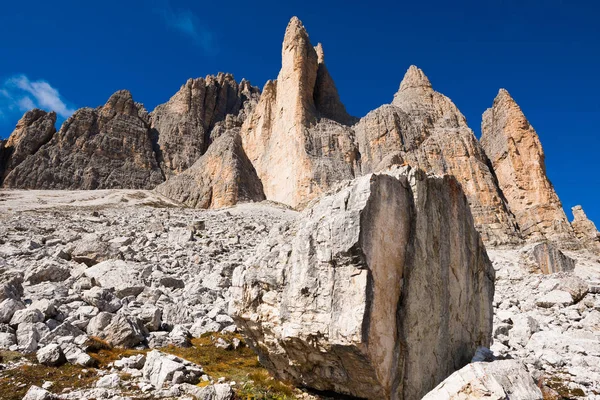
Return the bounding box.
[241,17,359,209]
[354,66,520,245]
[3,91,164,189]
[481,89,576,245]
[571,205,600,255]
[154,126,265,209]
[231,166,494,400]
[150,73,260,176]
[0,109,56,183]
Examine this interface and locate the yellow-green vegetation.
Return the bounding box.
[541,375,587,399]
[0,335,301,400]
[0,352,97,400]
[160,333,297,400]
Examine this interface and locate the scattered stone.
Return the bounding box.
[36,343,65,366]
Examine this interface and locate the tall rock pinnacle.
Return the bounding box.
[481,89,576,244]
[355,66,520,245]
[571,205,600,254]
[241,17,359,208]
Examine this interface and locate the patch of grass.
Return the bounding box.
[160,333,296,400]
[0,350,26,363]
[0,362,98,400]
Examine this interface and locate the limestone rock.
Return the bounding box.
[231,166,494,400]
[422,360,543,400]
[2,90,164,189]
[36,343,66,366]
[521,242,575,274]
[355,66,520,245]
[22,385,56,400]
[241,17,359,208]
[0,109,56,183]
[83,260,146,298]
[571,205,600,254]
[102,314,144,348]
[481,89,575,245]
[150,73,260,175]
[155,131,265,209]
[142,350,203,388]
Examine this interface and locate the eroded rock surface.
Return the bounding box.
[2,91,164,189]
[572,205,600,255]
[231,166,494,400]
[154,131,265,209]
[354,66,520,245]
[481,89,575,245]
[241,17,359,208]
[0,109,56,183]
[150,73,260,176]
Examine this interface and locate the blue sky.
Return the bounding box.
[1,0,598,224]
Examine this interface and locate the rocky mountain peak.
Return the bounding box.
[571,205,600,254]
[0,109,57,183]
[397,65,433,92]
[481,89,576,244]
[101,90,140,118]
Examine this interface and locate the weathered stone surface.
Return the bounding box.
[481,89,575,245]
[0,109,56,183]
[102,314,144,348]
[37,343,66,366]
[521,242,575,274]
[150,73,260,176]
[571,205,600,254]
[231,166,494,400]
[83,260,146,298]
[241,17,359,208]
[142,350,203,388]
[155,131,265,209]
[22,385,56,400]
[422,360,543,400]
[2,90,164,189]
[355,66,520,245]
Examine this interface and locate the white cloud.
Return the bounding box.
[0,75,75,122]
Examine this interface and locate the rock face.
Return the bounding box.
[231,166,494,400]
[422,360,543,400]
[150,73,260,176]
[521,242,575,274]
[354,66,520,245]
[241,17,359,208]
[571,205,600,254]
[0,109,56,183]
[2,91,164,189]
[481,89,575,245]
[154,130,265,209]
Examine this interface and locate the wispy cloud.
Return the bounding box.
[154,1,215,54]
[0,75,75,121]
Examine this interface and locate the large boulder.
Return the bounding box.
[422,360,543,400]
[521,242,575,274]
[231,166,494,400]
[83,260,146,298]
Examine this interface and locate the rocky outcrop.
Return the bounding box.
[571,205,600,255]
[241,17,359,208]
[422,360,543,400]
[150,74,260,176]
[0,109,56,182]
[481,89,575,245]
[231,166,494,400]
[2,91,164,189]
[354,66,520,245]
[154,129,265,209]
[521,242,575,274]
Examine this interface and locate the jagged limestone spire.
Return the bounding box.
[398,65,432,92]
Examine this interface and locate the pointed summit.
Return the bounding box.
[481,89,576,244]
[398,65,432,92]
[240,16,358,208]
